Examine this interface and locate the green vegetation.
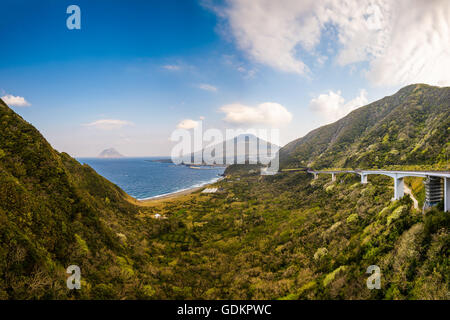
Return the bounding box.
[0,84,448,300]
[404,177,426,208]
[279,84,449,170]
[0,98,156,299]
[136,170,448,299]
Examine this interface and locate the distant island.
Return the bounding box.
[98,148,124,158]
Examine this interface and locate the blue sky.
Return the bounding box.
[1,0,448,156]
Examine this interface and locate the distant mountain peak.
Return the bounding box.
[98,148,124,158]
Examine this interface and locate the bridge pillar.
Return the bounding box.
[444,177,449,212]
[332,173,336,182]
[361,174,367,184]
[313,173,318,180]
[424,176,443,210]
[393,177,404,200]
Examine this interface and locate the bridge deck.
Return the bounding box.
[305,169,449,211]
[308,170,450,178]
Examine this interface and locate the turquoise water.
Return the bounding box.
[77,158,225,200]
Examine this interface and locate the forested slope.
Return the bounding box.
[0,98,159,298]
[279,84,449,170]
[0,82,448,300]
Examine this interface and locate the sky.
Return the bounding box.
[1,0,449,157]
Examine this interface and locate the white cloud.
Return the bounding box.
[366,1,450,86]
[236,66,257,78]
[162,64,181,71]
[309,89,368,123]
[84,119,133,130]
[218,0,319,75]
[212,0,450,86]
[223,54,257,78]
[316,55,328,66]
[220,102,292,126]
[197,83,218,92]
[1,94,31,107]
[177,119,199,129]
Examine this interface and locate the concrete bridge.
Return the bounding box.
[307,169,450,212]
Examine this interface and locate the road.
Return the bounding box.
[404,184,419,210]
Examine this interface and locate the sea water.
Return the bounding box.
[77,157,225,200]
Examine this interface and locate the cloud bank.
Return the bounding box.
[214,0,450,86]
[177,119,199,129]
[1,94,31,107]
[84,119,133,130]
[162,64,181,71]
[197,83,218,92]
[220,102,292,127]
[309,89,368,123]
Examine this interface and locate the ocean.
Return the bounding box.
[77,157,225,200]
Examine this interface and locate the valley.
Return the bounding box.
[0,84,448,299]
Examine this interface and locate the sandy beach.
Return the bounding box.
[125,176,225,207]
[144,186,203,201]
[126,185,205,206]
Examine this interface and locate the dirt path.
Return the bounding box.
[404,184,419,210]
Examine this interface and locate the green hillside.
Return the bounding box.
[143,170,449,299]
[279,84,449,170]
[0,98,160,299]
[0,82,448,300]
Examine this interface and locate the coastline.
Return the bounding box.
[139,185,203,203]
[130,176,224,205]
[78,157,226,206]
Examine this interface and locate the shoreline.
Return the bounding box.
[141,185,204,201]
[131,176,224,205]
[126,186,201,206]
